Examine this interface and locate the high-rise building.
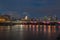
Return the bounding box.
[47,16,53,21]
[43,16,47,21]
[53,15,58,21]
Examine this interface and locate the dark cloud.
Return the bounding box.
[0,0,60,17]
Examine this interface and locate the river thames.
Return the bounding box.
[0,25,60,40]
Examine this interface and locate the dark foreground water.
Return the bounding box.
[0,25,60,40]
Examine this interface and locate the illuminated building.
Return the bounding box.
[0,15,10,22]
[25,16,28,20]
[43,16,47,21]
[47,16,53,21]
[53,15,58,21]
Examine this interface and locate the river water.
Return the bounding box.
[0,25,60,40]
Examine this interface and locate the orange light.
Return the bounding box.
[0,19,6,22]
[48,25,51,33]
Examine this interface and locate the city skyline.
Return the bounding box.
[0,0,60,40]
[0,14,58,21]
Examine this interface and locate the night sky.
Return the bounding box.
[0,0,60,18]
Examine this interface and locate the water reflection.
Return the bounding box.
[44,25,46,33]
[0,25,60,40]
[40,25,42,32]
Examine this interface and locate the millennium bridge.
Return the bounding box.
[0,20,60,25]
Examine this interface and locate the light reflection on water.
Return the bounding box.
[0,25,60,40]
